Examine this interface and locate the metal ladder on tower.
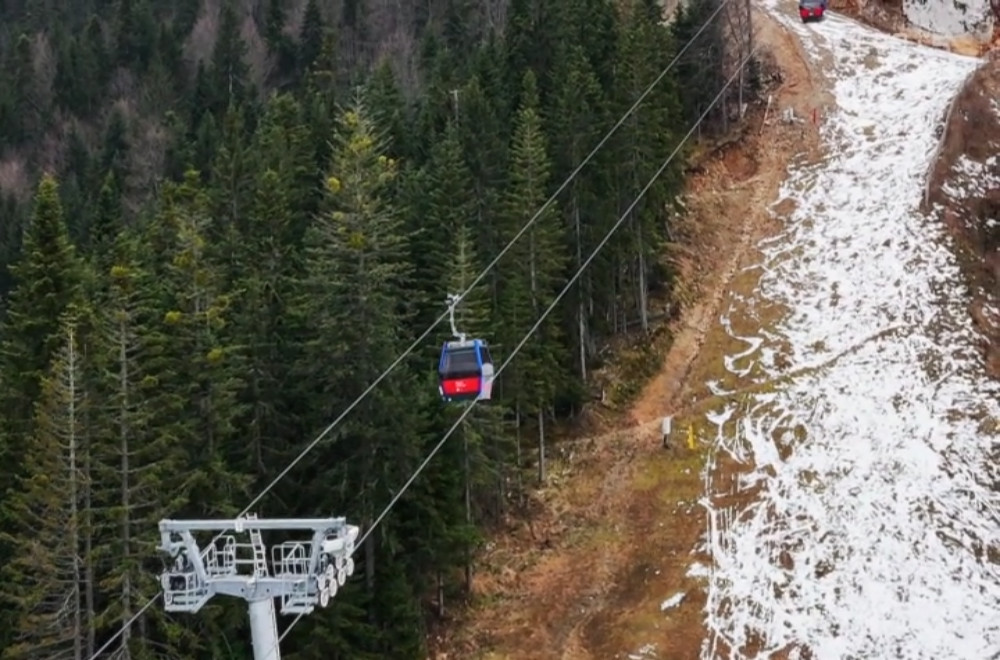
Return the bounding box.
[245,513,269,579]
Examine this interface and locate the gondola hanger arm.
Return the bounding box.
[446,293,466,343]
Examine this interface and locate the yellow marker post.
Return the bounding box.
[687,424,696,450]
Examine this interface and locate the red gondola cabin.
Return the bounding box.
[438,339,494,402]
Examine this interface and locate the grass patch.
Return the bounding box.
[603,324,675,409]
[634,449,705,493]
[579,443,711,657]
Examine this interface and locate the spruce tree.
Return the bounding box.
[364,61,409,160]
[672,0,727,127]
[496,71,569,485]
[210,0,252,112]
[392,223,497,616]
[250,92,322,242]
[294,95,416,441]
[291,94,424,652]
[443,224,506,580]
[210,104,253,237]
[152,172,249,518]
[547,41,611,381]
[89,235,187,659]
[409,121,475,328]
[455,74,508,312]
[613,0,685,331]
[228,164,299,481]
[88,172,122,268]
[0,176,83,554]
[298,0,325,73]
[0,315,91,660]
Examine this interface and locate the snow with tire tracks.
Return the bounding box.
[701,6,1000,659]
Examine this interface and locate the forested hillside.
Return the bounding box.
[0,0,748,657]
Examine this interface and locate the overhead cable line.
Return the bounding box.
[87,4,735,657]
[268,40,761,655]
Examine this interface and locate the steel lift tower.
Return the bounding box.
[157,515,359,660]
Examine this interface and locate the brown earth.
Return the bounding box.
[923,56,1000,378]
[428,7,832,659]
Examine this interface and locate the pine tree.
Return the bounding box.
[0,175,83,501]
[250,92,321,242]
[547,41,611,382]
[228,164,299,480]
[291,94,424,652]
[210,0,251,113]
[612,0,685,332]
[409,120,475,328]
[90,234,193,659]
[88,172,122,268]
[364,61,409,159]
[495,71,569,485]
[0,314,91,660]
[210,103,253,236]
[153,172,249,518]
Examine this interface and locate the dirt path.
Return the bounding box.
[633,9,832,429]
[431,9,830,659]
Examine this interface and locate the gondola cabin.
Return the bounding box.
[438,339,494,402]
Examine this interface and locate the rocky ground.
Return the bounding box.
[924,56,1000,377]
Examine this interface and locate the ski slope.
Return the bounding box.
[701,5,1000,659]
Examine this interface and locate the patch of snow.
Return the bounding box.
[628,643,659,659]
[687,562,711,579]
[723,331,766,377]
[940,154,1000,201]
[706,379,735,395]
[661,592,686,610]
[703,5,1000,659]
[705,405,736,429]
[902,0,994,39]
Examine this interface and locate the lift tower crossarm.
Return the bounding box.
[157,515,359,660]
[159,517,349,532]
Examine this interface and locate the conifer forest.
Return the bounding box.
[0,0,755,657]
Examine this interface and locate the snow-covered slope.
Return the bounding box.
[702,7,1000,659]
[902,0,993,40]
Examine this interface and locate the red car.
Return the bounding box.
[799,0,827,21]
